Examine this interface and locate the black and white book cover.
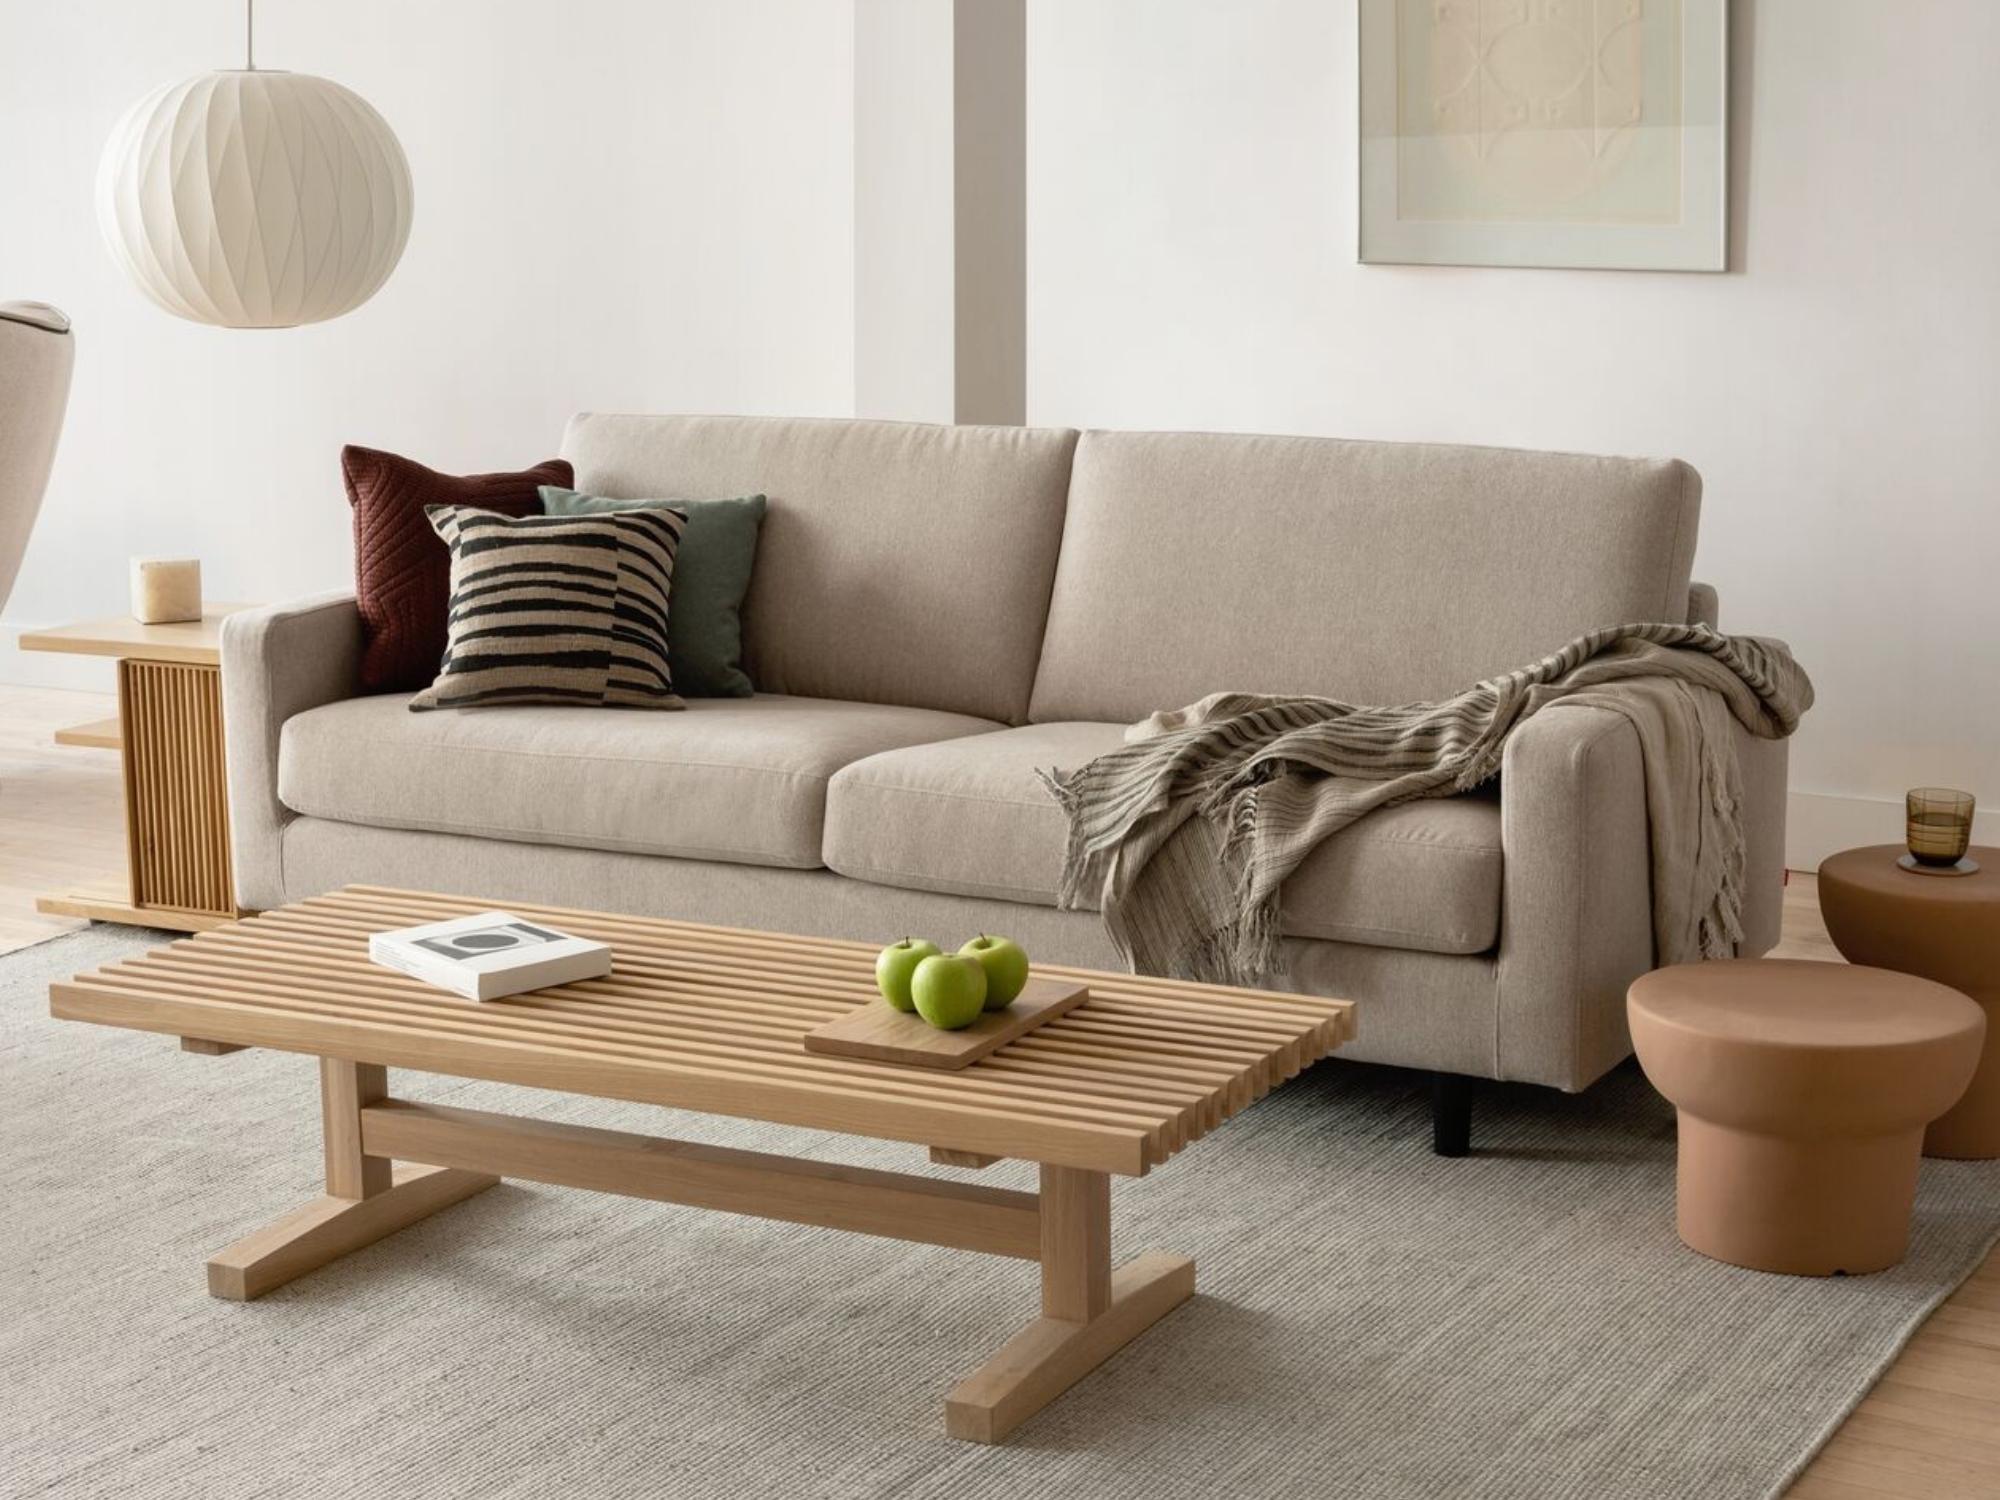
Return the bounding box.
[369,911,612,1001]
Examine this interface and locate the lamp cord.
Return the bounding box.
[246,0,255,69]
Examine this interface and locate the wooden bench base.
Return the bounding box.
[208,1164,498,1301]
[947,1252,1197,1442]
[206,1060,1193,1441]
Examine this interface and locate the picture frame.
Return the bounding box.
[1358,0,1729,272]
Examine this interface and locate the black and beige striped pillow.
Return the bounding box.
[409,505,688,711]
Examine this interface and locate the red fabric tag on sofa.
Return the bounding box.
[343,445,572,693]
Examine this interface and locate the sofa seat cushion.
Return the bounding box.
[278,693,1001,869]
[823,724,1503,956]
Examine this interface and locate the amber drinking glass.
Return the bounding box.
[1906,788,1975,867]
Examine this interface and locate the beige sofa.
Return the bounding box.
[221,415,1789,1151]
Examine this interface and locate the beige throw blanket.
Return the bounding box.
[1040,624,1814,986]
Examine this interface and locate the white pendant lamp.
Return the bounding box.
[97,0,413,328]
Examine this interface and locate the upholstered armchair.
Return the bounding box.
[0,302,74,609]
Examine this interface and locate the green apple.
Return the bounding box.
[958,934,1030,1009]
[875,937,941,1011]
[911,954,987,1030]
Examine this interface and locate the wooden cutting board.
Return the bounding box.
[802,977,1090,1070]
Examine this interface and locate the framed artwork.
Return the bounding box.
[1359,0,1728,271]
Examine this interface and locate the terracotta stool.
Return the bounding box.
[1629,960,1984,1276]
[1818,844,2000,1158]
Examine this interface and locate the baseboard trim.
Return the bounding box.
[1787,789,1996,872]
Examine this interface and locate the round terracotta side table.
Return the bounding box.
[1629,959,1984,1276]
[1818,844,2000,1159]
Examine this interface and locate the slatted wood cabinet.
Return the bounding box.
[20,606,250,931]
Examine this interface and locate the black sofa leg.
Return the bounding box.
[1431,1072,1474,1157]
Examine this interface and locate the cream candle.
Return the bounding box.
[130,557,202,625]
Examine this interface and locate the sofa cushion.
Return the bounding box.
[541,486,767,699]
[342,445,572,694]
[561,414,1078,723]
[823,723,1502,956]
[410,505,687,712]
[1029,430,1702,723]
[278,693,1000,869]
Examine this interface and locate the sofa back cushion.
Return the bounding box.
[1028,430,1702,723]
[563,415,1078,723]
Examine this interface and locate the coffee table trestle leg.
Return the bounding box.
[944,1164,1195,1443]
[205,1060,498,1301]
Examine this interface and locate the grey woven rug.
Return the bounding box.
[5,928,1998,1500]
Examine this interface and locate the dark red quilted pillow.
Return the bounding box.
[343,446,572,692]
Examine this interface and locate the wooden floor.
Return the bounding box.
[0,685,122,953]
[0,685,1992,1491]
[1774,878,2000,1500]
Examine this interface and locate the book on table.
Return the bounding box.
[368,911,611,1001]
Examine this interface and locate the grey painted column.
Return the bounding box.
[854,0,1025,426]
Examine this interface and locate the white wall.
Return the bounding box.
[853,0,1024,425]
[1026,0,2000,864]
[7,0,1993,867]
[0,0,853,685]
[854,0,957,424]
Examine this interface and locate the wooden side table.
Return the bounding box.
[1818,844,2000,1159]
[20,606,253,933]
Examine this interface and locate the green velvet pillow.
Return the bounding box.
[540,486,766,697]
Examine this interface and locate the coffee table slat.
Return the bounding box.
[81,966,1182,1139]
[330,889,1346,1017]
[304,890,1343,1030]
[55,976,1164,1173]
[53,887,1354,1176]
[109,964,1211,1141]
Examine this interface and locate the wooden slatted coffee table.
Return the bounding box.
[49,886,1354,1442]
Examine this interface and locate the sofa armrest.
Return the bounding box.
[220,592,363,909]
[1493,698,1794,1091]
[1683,580,1790,954]
[1687,580,1719,628]
[1493,704,1654,1090]
[1735,723,1789,955]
